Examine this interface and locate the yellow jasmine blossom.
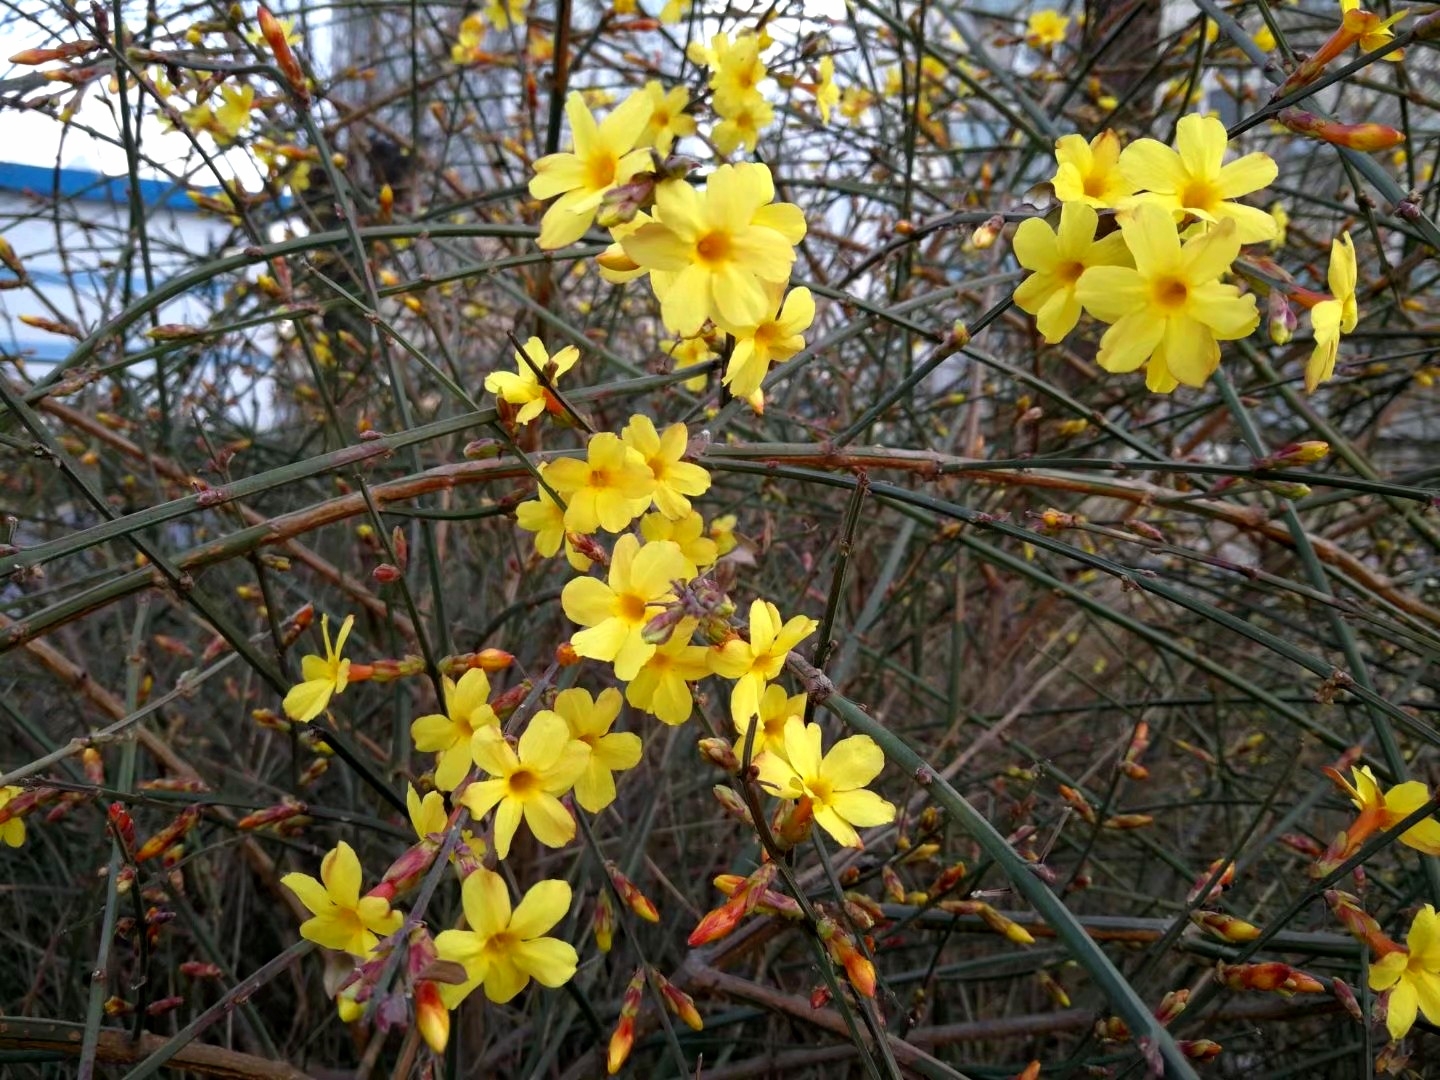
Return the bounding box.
[660,0,690,21]
[1270,201,1289,249]
[548,687,642,813]
[708,513,738,557]
[840,85,874,123]
[1050,130,1136,209]
[1013,202,1132,343]
[709,32,768,114]
[1075,203,1259,392]
[213,84,255,142]
[451,12,485,63]
[640,510,719,574]
[246,14,301,47]
[407,785,487,860]
[282,614,355,722]
[624,617,710,725]
[1306,231,1358,392]
[545,432,656,534]
[530,90,654,250]
[621,163,802,336]
[710,599,819,725]
[735,683,807,762]
[484,337,580,425]
[621,415,711,520]
[1341,0,1406,60]
[561,535,692,680]
[756,719,897,847]
[462,714,589,859]
[483,0,527,31]
[281,841,403,955]
[1253,23,1276,52]
[1119,113,1279,243]
[411,669,499,791]
[515,467,567,557]
[1370,905,1440,1040]
[1025,9,1070,48]
[0,786,26,847]
[435,867,577,1006]
[715,285,814,408]
[1328,764,1440,855]
[665,335,716,391]
[641,81,696,155]
[813,56,840,123]
[714,92,775,156]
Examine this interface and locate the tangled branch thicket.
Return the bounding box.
[2,0,1439,1075]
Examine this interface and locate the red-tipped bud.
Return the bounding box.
[180,960,223,978]
[1278,832,1325,858]
[134,806,202,861]
[1217,960,1326,995]
[774,794,814,850]
[882,865,906,903]
[489,680,532,719]
[1192,910,1262,942]
[607,1015,635,1075]
[810,985,832,1009]
[146,995,185,1017]
[567,532,611,569]
[1058,785,1096,824]
[1154,988,1189,1025]
[606,860,659,923]
[592,890,615,953]
[237,799,307,831]
[1277,108,1404,152]
[373,563,402,583]
[1178,1040,1223,1062]
[818,916,877,998]
[256,6,309,103]
[927,861,967,898]
[414,980,449,1054]
[1187,858,1236,905]
[1332,975,1364,1022]
[556,642,581,666]
[656,972,703,1030]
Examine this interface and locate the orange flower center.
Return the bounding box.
[807,777,833,802]
[1057,260,1086,285]
[586,152,618,191]
[1153,276,1189,311]
[617,592,649,623]
[1082,174,1106,198]
[508,768,540,796]
[1179,178,1220,213]
[695,230,733,266]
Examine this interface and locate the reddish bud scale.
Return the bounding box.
[1154,989,1189,1025]
[237,799,307,831]
[1277,108,1404,152]
[1178,1040,1222,1062]
[605,860,659,922]
[928,862,967,898]
[1187,858,1236,905]
[146,995,185,1017]
[1058,785,1096,824]
[882,865,906,903]
[106,802,137,847]
[1218,961,1325,995]
[698,737,740,773]
[257,6,309,103]
[1278,832,1324,858]
[656,972,703,1031]
[1332,976,1364,1022]
[379,841,439,896]
[489,680,532,719]
[180,960,223,978]
[810,985,832,1009]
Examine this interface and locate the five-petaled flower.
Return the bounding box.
[735,683,807,763]
[1306,231,1358,392]
[411,668,499,791]
[1025,9,1070,49]
[545,432,656,535]
[1013,202,1131,344]
[529,90,653,250]
[434,867,579,1005]
[757,719,897,847]
[713,284,815,411]
[1075,202,1259,392]
[484,337,580,425]
[621,414,711,520]
[1326,764,1440,856]
[710,599,819,726]
[1370,904,1440,1041]
[281,840,403,955]
[1120,113,1279,243]
[283,613,355,723]
[562,535,692,680]
[640,81,697,155]
[623,616,711,725]
[1050,130,1135,209]
[462,712,589,859]
[548,687,643,813]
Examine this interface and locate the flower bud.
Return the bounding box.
[774,794,815,850]
[1267,290,1297,345]
[972,215,1003,250]
[462,438,502,460]
[606,860,660,922]
[256,6,309,103]
[135,805,201,862]
[698,737,740,774]
[414,980,449,1054]
[1191,910,1262,942]
[711,784,755,826]
[237,799,307,831]
[1179,1040,1223,1062]
[656,972,703,1030]
[592,890,615,953]
[1187,858,1235,905]
[1277,108,1404,152]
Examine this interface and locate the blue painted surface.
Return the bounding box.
[0,160,222,212]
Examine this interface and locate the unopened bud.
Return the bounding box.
[973,214,1003,250]
[1178,1040,1222,1062]
[1191,910,1262,942]
[135,805,201,862]
[698,737,740,773]
[605,860,659,922]
[1154,988,1189,1025]
[1277,108,1404,152]
[592,889,615,953]
[463,438,501,460]
[711,784,755,826]
[656,972,703,1030]
[414,980,449,1054]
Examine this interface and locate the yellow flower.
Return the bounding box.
[1328,765,1440,856]
[708,513,738,556]
[1075,202,1258,392]
[548,687,642,813]
[665,335,716,391]
[214,84,254,142]
[1306,231,1358,392]
[1270,201,1289,250]
[516,467,567,557]
[756,719,897,847]
[1370,905,1440,1041]
[1340,0,1406,60]
[813,56,840,124]
[1025,9,1070,48]
[621,163,802,336]
[709,32,768,114]
[462,713,588,859]
[1253,23,1276,51]
[710,599,819,725]
[561,535,692,680]
[1013,202,1131,344]
[451,12,486,62]
[660,0,689,21]
[411,669,498,791]
[715,285,814,408]
[735,683,807,762]
[246,14,301,47]
[407,785,486,860]
[641,81,696,155]
[483,0,527,30]
[282,614,355,722]
[621,415,711,520]
[484,337,580,425]
[0,786,26,848]
[640,510,718,574]
[529,90,654,250]
[840,85,874,123]
[623,617,710,725]
[1050,130,1135,209]
[545,432,656,534]
[434,868,577,1006]
[1119,114,1279,243]
[281,841,403,955]
[714,92,775,156]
